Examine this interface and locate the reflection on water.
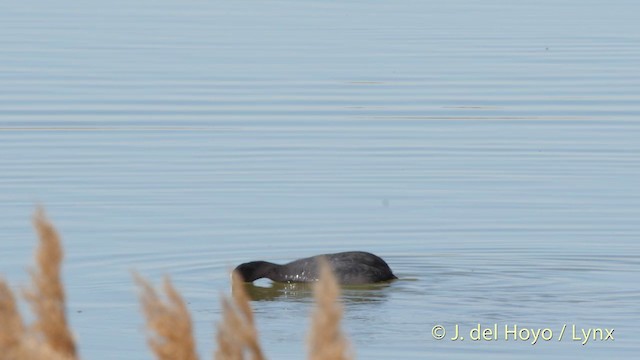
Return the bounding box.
[238,281,394,303]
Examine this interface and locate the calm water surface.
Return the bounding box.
[1,1,639,359]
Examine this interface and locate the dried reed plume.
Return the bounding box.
[0,278,26,359]
[134,274,199,360]
[214,271,265,360]
[22,209,77,358]
[23,209,77,358]
[0,208,77,360]
[308,258,352,360]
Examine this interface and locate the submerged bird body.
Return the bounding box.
[234,251,397,285]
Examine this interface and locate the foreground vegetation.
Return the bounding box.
[0,208,352,360]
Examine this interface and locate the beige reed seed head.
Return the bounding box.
[308,258,352,360]
[23,208,77,358]
[214,271,265,360]
[134,273,199,360]
[1,278,77,360]
[0,278,26,360]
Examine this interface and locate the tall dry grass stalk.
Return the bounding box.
[134,274,199,360]
[0,208,77,360]
[23,209,77,358]
[0,278,26,359]
[214,271,265,360]
[308,258,352,360]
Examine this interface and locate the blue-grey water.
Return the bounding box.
[1,0,639,359]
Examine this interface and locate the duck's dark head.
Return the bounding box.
[233,261,276,282]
